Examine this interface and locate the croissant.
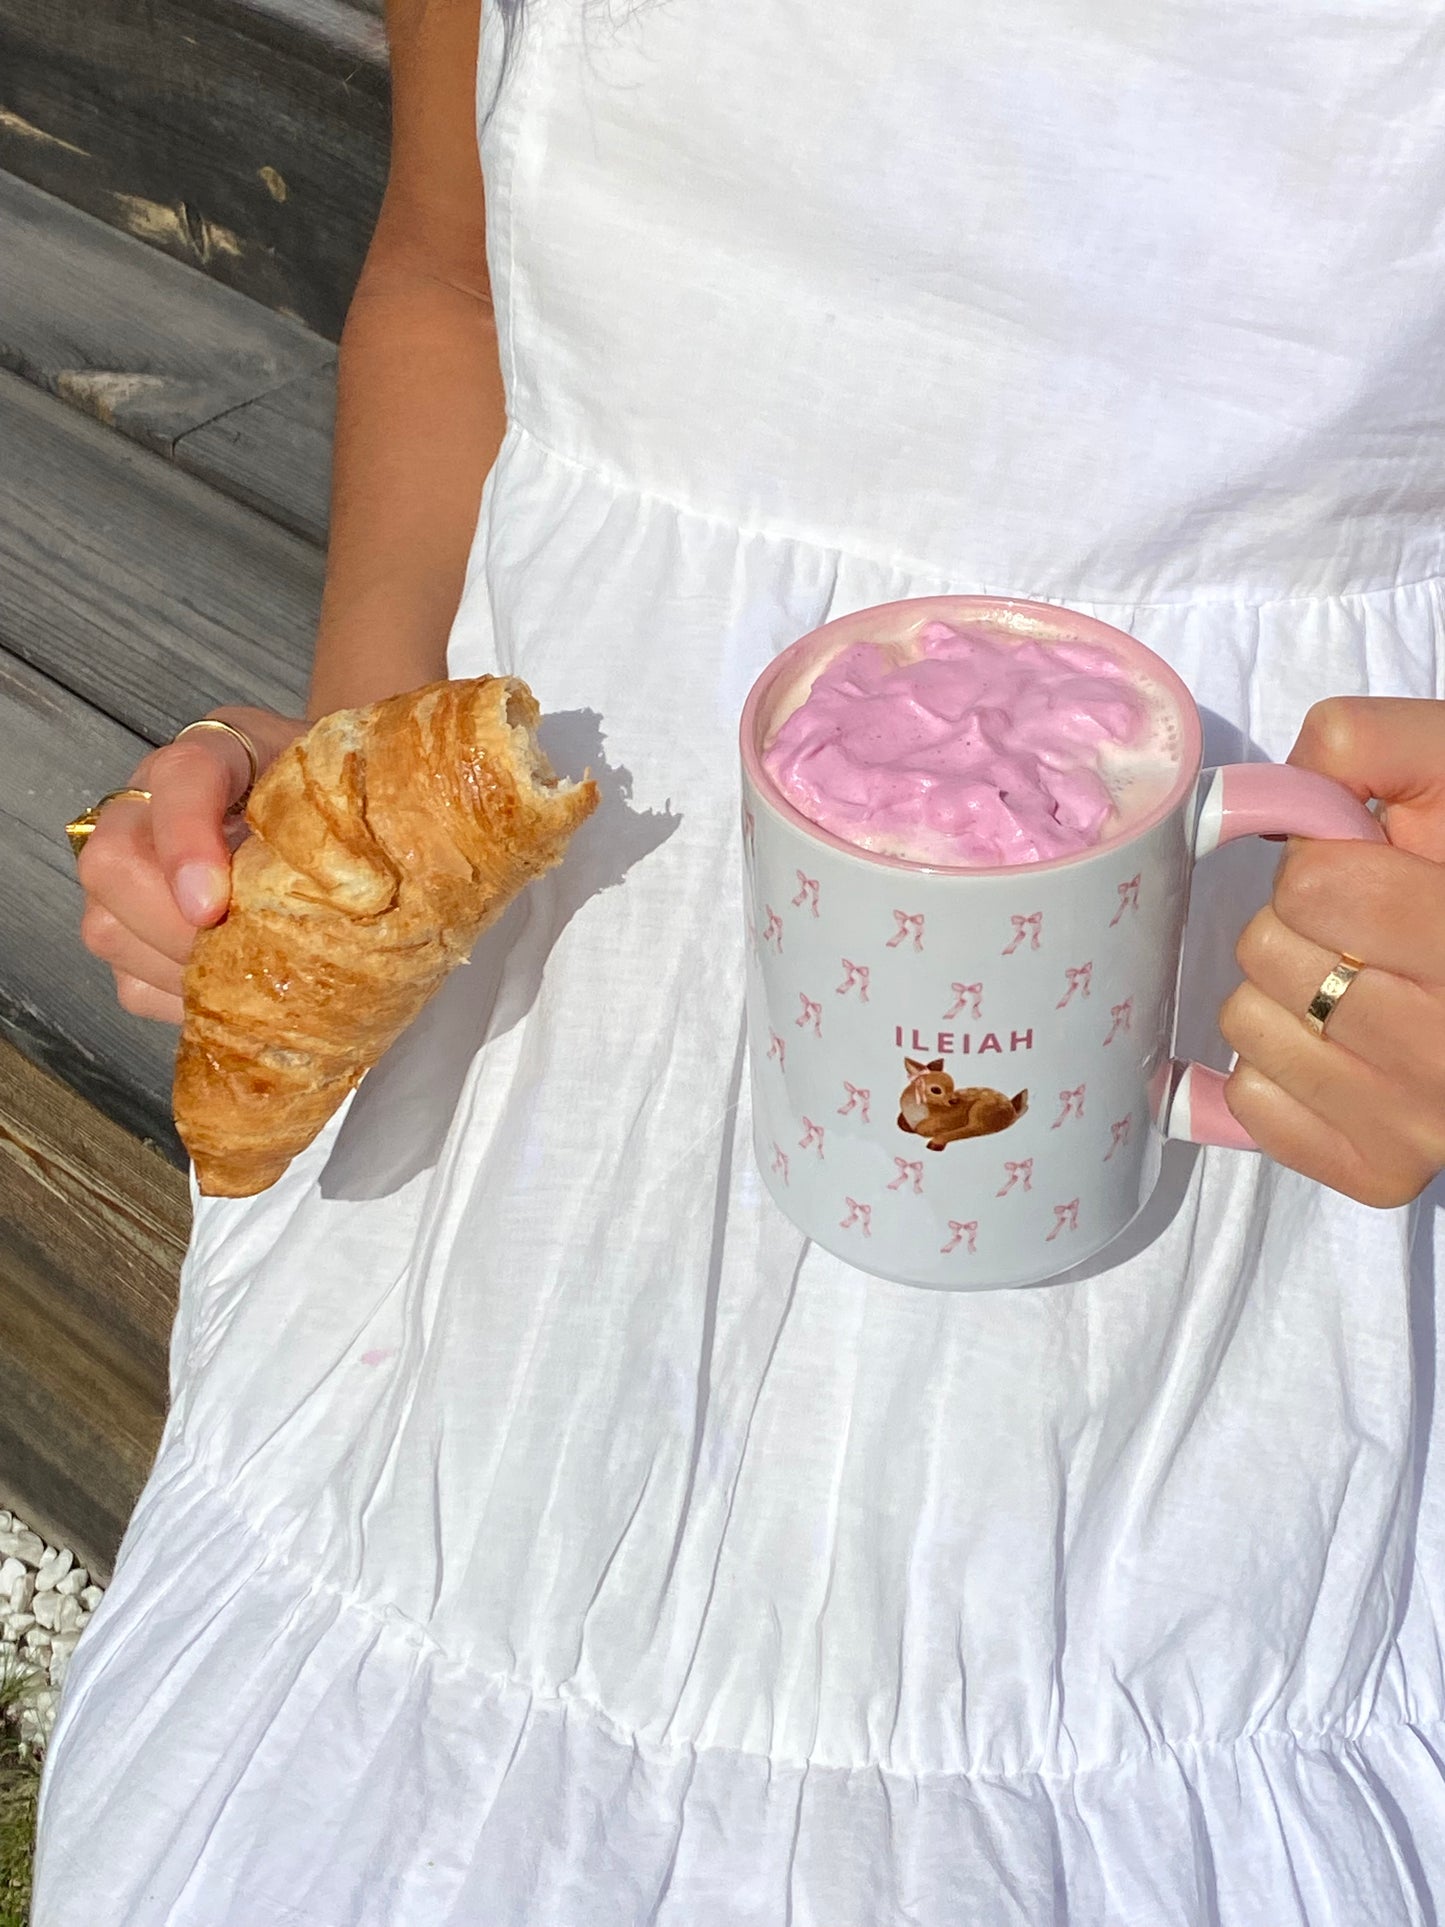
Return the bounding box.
[173,676,598,1197]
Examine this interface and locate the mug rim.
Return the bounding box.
[739,594,1206,881]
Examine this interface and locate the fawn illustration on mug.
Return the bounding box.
[896,1058,1029,1152]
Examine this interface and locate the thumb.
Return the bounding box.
[147,735,246,926]
[1288,696,1445,860]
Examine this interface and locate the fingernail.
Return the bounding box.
[174,861,228,923]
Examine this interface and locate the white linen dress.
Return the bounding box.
[30,1,1445,1920]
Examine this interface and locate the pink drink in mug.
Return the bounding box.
[739,595,1384,1290]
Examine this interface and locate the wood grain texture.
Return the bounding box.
[0,646,185,1157]
[177,363,335,544]
[0,369,317,738]
[0,0,390,339]
[0,1037,188,1362]
[0,1220,167,1583]
[0,1038,185,1578]
[0,170,334,457]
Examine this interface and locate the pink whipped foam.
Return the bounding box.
[761,619,1154,867]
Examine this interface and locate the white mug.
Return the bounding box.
[739,595,1385,1290]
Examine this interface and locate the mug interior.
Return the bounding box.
[740,594,1205,878]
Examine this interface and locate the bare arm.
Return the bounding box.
[77,0,503,1018]
[307,0,504,718]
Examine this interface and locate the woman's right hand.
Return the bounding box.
[77,705,310,1024]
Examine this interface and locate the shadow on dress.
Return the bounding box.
[1042,704,1286,1288]
[317,709,681,1201]
[1390,1176,1442,1642]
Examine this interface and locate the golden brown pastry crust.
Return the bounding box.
[174,676,598,1197]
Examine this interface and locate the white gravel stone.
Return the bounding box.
[0,1504,104,1756]
[52,1594,84,1633]
[47,1631,81,1686]
[35,1547,72,1591]
[31,1591,64,1631]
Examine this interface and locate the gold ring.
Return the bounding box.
[1304,953,1365,1037]
[64,787,153,860]
[172,718,260,815]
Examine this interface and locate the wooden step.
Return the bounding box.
[177,362,335,546]
[0,0,389,340]
[0,169,335,542]
[0,1038,184,1583]
[0,367,318,743]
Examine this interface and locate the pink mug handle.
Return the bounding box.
[1164,764,1386,1150]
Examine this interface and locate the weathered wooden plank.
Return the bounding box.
[0,1037,188,1363]
[177,363,334,544]
[0,369,316,739]
[0,1037,185,1579]
[0,1213,167,1584]
[0,646,184,1157]
[0,170,335,458]
[0,0,390,340]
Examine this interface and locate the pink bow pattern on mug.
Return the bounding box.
[1003,912,1043,956]
[1052,1084,1086,1128]
[762,907,784,953]
[1104,997,1134,1045]
[771,1144,790,1185]
[888,1157,924,1195]
[792,870,821,916]
[941,1220,978,1256]
[1046,1198,1081,1241]
[838,1082,871,1123]
[1105,1117,1132,1161]
[887,910,926,952]
[840,1197,873,1237]
[836,959,870,1001]
[799,1117,825,1156]
[766,1031,786,1067]
[1056,962,1092,1009]
[996,1157,1034,1197]
[944,981,984,1021]
[796,993,823,1037]
[1110,873,1142,926]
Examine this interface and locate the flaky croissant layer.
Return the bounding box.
[173,676,598,1197]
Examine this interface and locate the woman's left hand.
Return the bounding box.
[1222,697,1445,1208]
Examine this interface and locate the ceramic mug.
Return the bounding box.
[739,595,1385,1290]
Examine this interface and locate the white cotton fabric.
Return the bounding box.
[30,3,1445,1921]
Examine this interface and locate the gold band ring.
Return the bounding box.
[172,718,261,815]
[64,787,153,860]
[1304,953,1366,1038]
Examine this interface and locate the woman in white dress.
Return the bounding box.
[31,0,1445,1919]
